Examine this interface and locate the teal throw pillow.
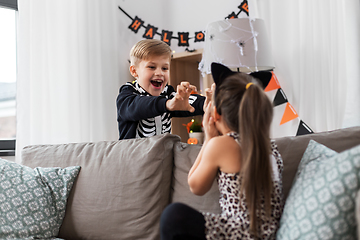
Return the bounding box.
[0,158,80,239]
[277,140,360,240]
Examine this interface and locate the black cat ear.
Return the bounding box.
[249,71,273,90]
[211,62,235,87]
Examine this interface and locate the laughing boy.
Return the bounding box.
[116,39,206,140]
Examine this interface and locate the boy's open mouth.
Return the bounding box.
[151,80,163,88]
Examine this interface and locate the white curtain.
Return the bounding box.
[250,0,360,132]
[16,0,121,160]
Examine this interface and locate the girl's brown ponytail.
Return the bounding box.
[239,82,273,236]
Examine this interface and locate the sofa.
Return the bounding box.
[1,126,360,239]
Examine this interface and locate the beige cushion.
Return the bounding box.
[275,126,360,200]
[171,142,221,214]
[21,133,180,240]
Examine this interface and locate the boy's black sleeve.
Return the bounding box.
[117,84,168,122]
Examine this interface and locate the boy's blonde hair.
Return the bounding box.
[130,39,172,66]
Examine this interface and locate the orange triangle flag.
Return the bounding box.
[264,73,281,92]
[280,103,299,125]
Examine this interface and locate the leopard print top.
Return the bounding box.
[203,132,283,240]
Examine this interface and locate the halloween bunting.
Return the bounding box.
[118,0,249,46]
[250,71,314,137]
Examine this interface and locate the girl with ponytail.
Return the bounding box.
[160,63,283,240]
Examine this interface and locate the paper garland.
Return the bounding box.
[250,71,314,138]
[118,0,249,47]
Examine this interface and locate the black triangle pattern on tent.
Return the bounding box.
[296,120,314,136]
[273,88,288,107]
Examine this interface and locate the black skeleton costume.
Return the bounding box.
[116,80,205,140]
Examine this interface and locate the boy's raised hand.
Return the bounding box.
[166,81,196,112]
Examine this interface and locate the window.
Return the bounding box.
[0,0,17,156]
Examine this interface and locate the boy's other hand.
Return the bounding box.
[178,82,196,97]
[166,81,196,112]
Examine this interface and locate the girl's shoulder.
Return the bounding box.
[206,135,241,174]
[208,134,239,145]
[204,135,239,156]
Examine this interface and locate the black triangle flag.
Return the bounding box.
[296,120,314,136]
[273,88,288,107]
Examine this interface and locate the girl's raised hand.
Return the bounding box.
[203,83,215,112]
[202,101,219,141]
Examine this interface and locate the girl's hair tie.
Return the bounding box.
[246,82,254,89]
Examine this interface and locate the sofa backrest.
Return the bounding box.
[21,133,180,240]
[275,126,360,200]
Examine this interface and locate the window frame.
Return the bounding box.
[0,0,17,157]
[0,139,15,156]
[0,0,17,10]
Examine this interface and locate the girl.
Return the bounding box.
[160,63,283,239]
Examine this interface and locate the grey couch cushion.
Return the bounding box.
[171,142,221,214]
[21,133,180,240]
[275,126,360,200]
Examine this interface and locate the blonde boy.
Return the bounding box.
[116,39,205,140]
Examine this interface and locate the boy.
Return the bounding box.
[116,39,206,140]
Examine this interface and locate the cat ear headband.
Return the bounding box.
[211,62,257,115]
[211,62,256,94]
[211,62,236,98]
